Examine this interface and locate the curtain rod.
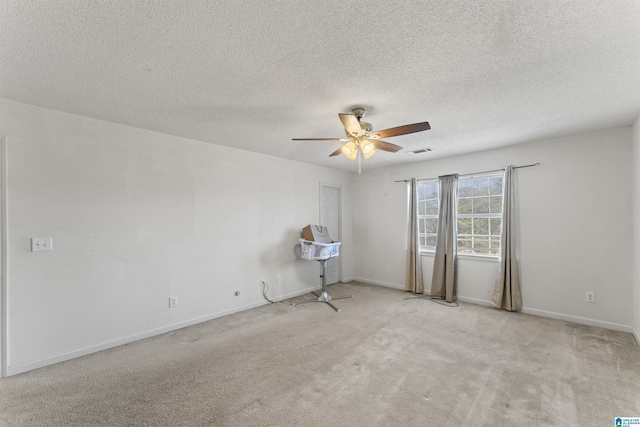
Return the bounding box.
[394,162,541,183]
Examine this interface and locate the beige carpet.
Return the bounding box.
[0,282,638,426]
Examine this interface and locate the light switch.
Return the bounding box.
[31,237,52,252]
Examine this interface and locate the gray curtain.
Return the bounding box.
[431,174,458,302]
[406,178,423,294]
[492,165,522,311]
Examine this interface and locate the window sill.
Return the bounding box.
[419,251,499,262]
[457,253,499,262]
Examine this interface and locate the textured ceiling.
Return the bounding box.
[1,1,639,172]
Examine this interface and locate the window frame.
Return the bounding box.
[456,172,504,258]
[416,179,439,252]
[416,171,504,259]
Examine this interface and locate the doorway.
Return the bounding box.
[320,183,341,285]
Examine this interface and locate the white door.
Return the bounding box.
[320,184,341,285]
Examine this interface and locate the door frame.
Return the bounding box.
[1,135,6,377]
[319,182,342,283]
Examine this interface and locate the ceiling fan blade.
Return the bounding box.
[329,147,344,157]
[372,122,431,139]
[339,113,362,136]
[292,137,349,141]
[373,139,403,153]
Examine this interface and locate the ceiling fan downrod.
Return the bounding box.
[351,107,366,121]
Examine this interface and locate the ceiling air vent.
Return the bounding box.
[410,147,433,154]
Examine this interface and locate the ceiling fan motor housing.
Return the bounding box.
[346,121,372,138]
[351,107,366,120]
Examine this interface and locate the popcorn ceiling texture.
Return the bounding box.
[1,0,639,171]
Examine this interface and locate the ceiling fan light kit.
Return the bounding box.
[293,107,430,173]
[341,141,358,159]
[360,140,376,158]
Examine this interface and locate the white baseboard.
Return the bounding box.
[456,295,635,334]
[6,285,318,377]
[631,327,640,348]
[353,282,638,339]
[352,277,405,291]
[456,296,494,307]
[269,286,320,302]
[520,307,634,334]
[360,284,637,336]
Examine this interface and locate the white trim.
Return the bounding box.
[520,306,635,334]
[456,253,499,262]
[352,282,636,336]
[0,136,6,378]
[352,277,405,291]
[6,285,317,376]
[456,296,494,306]
[457,295,635,334]
[419,251,499,263]
[319,182,342,283]
[356,282,636,336]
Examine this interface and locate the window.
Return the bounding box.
[416,173,504,256]
[417,180,439,250]
[457,174,503,255]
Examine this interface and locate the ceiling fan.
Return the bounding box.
[293,107,430,172]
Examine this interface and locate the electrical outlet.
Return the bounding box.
[31,237,53,252]
[585,292,595,303]
[169,296,178,308]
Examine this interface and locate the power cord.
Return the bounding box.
[261,280,276,303]
[261,280,296,306]
[404,294,459,307]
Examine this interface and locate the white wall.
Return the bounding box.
[1,96,635,376]
[633,115,640,344]
[0,99,354,375]
[354,127,634,331]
